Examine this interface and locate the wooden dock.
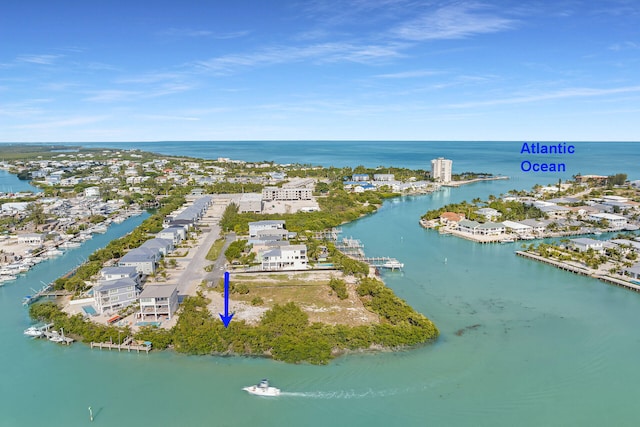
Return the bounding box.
[22,283,52,306]
[90,336,152,353]
[362,257,404,270]
[35,326,75,345]
[515,251,640,293]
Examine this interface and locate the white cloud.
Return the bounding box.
[136,114,200,121]
[12,115,108,129]
[16,54,64,65]
[448,85,640,108]
[609,41,639,51]
[84,90,141,103]
[392,2,516,41]
[159,28,250,39]
[195,41,406,74]
[374,69,444,79]
[84,82,196,103]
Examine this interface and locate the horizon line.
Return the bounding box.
[2,139,639,144]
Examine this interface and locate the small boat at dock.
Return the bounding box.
[381,260,404,270]
[24,326,44,337]
[48,329,67,343]
[60,241,81,249]
[243,379,281,397]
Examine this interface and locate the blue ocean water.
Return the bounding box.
[69,140,634,174]
[1,141,640,426]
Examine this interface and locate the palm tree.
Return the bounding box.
[26,202,46,227]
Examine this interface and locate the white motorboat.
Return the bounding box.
[44,248,64,257]
[381,260,404,270]
[90,225,108,234]
[24,326,44,337]
[48,329,66,343]
[0,274,18,284]
[60,241,81,249]
[242,379,281,397]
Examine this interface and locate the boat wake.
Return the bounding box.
[279,388,403,399]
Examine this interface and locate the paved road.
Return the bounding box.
[173,196,238,299]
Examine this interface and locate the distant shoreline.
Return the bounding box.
[442,176,510,187]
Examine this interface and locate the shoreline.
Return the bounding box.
[442,176,510,187]
[26,191,438,363]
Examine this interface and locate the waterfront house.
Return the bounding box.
[570,238,604,253]
[439,212,465,225]
[164,196,212,225]
[138,285,179,321]
[140,238,174,257]
[164,219,195,231]
[475,222,506,236]
[610,239,640,252]
[261,244,308,271]
[519,219,551,235]
[254,227,294,241]
[588,213,627,230]
[249,220,285,238]
[548,197,581,204]
[623,264,640,280]
[99,266,141,284]
[502,220,533,236]
[250,239,290,255]
[457,219,505,236]
[118,247,159,275]
[93,277,139,314]
[458,219,481,234]
[475,208,501,221]
[353,183,376,193]
[157,226,186,245]
[538,204,571,218]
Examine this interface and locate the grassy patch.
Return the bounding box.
[205,238,226,261]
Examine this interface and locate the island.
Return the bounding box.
[1,144,440,364]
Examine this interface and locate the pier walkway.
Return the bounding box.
[515,251,640,293]
[330,233,404,271]
[90,337,152,353]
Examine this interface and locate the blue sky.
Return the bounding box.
[1,0,639,142]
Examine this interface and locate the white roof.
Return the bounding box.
[590,213,626,220]
[502,220,532,230]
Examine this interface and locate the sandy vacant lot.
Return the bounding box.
[205,270,380,327]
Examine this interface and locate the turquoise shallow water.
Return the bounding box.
[1,142,639,426]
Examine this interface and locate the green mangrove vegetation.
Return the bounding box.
[30,277,438,365]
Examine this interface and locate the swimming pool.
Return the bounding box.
[82,305,97,316]
[136,321,161,327]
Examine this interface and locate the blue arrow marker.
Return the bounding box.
[219,271,234,327]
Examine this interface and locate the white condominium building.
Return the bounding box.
[431,157,452,183]
[262,186,313,201]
